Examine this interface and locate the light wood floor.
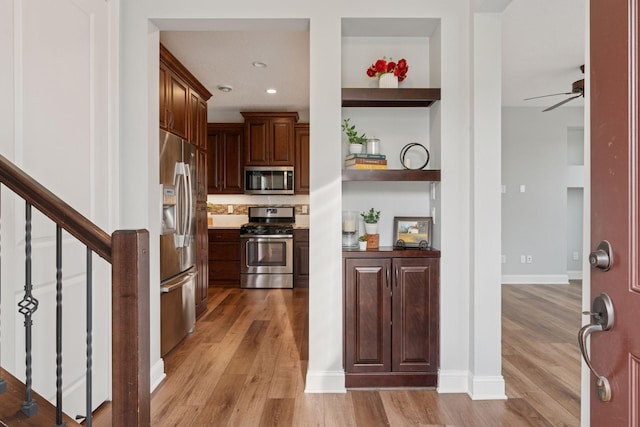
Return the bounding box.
[145,282,581,426]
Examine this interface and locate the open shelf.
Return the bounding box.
[342,88,441,108]
[342,169,441,182]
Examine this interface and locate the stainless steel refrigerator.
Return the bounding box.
[159,129,197,357]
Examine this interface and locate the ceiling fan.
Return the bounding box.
[524,65,585,112]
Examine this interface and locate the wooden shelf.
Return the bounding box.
[341,88,441,108]
[342,169,441,182]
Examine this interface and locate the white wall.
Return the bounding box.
[501,106,584,284]
[0,0,116,415]
[119,0,504,398]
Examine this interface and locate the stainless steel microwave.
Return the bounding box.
[244,166,294,195]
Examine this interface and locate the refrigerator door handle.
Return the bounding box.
[160,269,197,293]
[183,162,194,248]
[173,162,187,248]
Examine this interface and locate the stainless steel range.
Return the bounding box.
[240,206,295,289]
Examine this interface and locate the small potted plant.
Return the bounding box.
[342,118,367,154]
[361,208,381,234]
[358,235,368,250]
[366,56,409,88]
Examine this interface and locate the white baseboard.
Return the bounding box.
[150,358,166,393]
[304,370,346,393]
[501,274,569,285]
[567,270,583,280]
[468,375,507,400]
[437,370,469,393]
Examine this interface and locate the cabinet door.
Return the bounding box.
[270,117,294,165]
[197,99,208,149]
[159,65,168,129]
[188,91,199,144]
[195,203,209,317]
[344,258,391,373]
[244,119,270,165]
[293,229,309,287]
[167,71,188,138]
[294,124,310,194]
[196,148,207,202]
[391,258,439,373]
[207,125,244,194]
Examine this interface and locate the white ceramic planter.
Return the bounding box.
[378,73,398,88]
[364,223,378,234]
[359,241,367,250]
[349,143,363,154]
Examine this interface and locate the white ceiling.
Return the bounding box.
[159,0,585,121]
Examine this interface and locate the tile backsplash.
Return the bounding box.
[207,203,309,216]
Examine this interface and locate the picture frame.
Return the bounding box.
[393,216,433,248]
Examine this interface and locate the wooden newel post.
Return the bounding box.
[111,230,150,426]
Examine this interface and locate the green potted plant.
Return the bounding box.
[358,234,368,250]
[342,118,367,154]
[361,208,380,234]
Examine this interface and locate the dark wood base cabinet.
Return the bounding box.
[343,249,440,388]
[293,229,309,287]
[208,229,240,287]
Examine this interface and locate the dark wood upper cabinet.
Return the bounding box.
[207,124,244,194]
[160,44,212,143]
[241,112,298,166]
[294,123,310,194]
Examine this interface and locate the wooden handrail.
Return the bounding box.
[0,154,111,262]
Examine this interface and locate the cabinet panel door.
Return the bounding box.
[167,72,188,138]
[197,99,208,149]
[196,149,207,202]
[220,128,244,193]
[245,120,270,165]
[270,118,294,165]
[344,258,391,373]
[195,203,208,317]
[159,65,168,129]
[207,131,221,193]
[294,124,310,194]
[392,258,439,373]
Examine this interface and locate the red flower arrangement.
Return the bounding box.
[366,57,409,82]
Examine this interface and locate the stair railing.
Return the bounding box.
[0,154,150,426]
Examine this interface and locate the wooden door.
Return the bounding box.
[344,258,391,373]
[207,125,244,194]
[392,258,439,373]
[244,119,270,165]
[589,0,640,423]
[159,64,168,129]
[294,124,310,194]
[167,71,188,138]
[270,117,295,165]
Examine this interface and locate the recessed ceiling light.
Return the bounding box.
[266,88,277,94]
[217,84,233,93]
[252,61,267,68]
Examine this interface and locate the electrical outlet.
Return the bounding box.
[526,255,533,264]
[520,255,526,264]
[501,185,506,194]
[520,184,526,193]
[227,205,234,214]
[501,255,506,264]
[302,205,308,214]
[573,251,579,261]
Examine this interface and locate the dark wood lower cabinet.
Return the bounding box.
[343,250,440,387]
[195,203,209,317]
[208,228,240,287]
[293,229,309,287]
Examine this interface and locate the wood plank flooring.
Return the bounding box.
[0,282,581,426]
[141,281,581,426]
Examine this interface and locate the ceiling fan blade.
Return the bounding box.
[542,94,582,112]
[524,92,574,101]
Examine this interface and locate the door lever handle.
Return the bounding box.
[578,292,614,402]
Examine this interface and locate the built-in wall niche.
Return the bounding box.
[340,18,442,248]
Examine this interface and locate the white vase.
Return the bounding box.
[359,241,367,250]
[349,143,363,154]
[364,223,378,234]
[378,73,398,88]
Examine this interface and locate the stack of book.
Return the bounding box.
[345,153,388,170]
